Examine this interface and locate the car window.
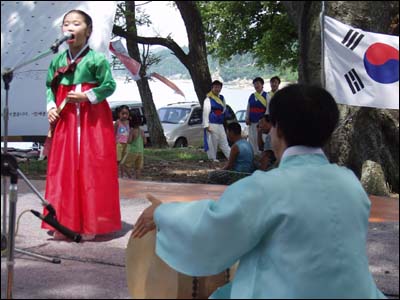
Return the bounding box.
[188,108,203,125]
[158,108,191,124]
[236,110,246,122]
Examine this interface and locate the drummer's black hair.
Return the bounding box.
[269,84,339,147]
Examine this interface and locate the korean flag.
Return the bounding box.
[324,16,399,109]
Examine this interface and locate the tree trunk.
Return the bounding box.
[175,1,212,106]
[125,1,168,148]
[283,1,399,194]
[114,1,212,107]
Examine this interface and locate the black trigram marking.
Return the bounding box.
[344,69,365,94]
[341,29,364,50]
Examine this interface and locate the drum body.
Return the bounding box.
[126,231,236,299]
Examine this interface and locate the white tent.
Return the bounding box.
[1,1,117,139]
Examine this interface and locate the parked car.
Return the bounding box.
[158,102,237,148]
[108,100,149,140]
[235,109,249,138]
[158,102,202,147]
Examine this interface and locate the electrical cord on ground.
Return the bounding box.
[1,209,32,256]
[7,248,125,268]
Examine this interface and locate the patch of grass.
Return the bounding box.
[144,147,207,162]
[18,159,48,177]
[14,148,208,178]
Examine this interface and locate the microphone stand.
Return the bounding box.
[2,42,64,239]
[1,40,70,299]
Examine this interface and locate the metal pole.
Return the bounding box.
[6,183,17,299]
[320,1,326,88]
[2,48,55,239]
[2,72,11,238]
[17,169,50,206]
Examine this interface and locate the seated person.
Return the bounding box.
[257,114,276,171]
[208,122,254,185]
[224,122,254,173]
[132,84,385,299]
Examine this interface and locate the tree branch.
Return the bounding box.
[175,1,206,53]
[113,24,189,67]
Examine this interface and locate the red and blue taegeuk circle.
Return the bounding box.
[363,43,399,84]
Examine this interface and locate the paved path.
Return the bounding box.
[1,179,398,299]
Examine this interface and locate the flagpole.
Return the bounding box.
[320,1,326,88]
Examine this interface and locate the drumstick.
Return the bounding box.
[47,97,69,138]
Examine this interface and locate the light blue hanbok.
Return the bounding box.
[154,146,386,299]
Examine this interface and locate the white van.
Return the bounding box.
[158,102,203,147]
[158,102,237,148]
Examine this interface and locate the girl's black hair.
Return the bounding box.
[63,10,93,41]
[130,112,142,128]
[63,9,93,28]
[117,105,130,115]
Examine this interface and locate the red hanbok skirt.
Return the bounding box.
[42,83,121,235]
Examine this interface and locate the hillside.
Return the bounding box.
[147,46,298,82]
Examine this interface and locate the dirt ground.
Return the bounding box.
[139,158,226,184]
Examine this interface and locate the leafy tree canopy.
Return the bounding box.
[198,1,298,71]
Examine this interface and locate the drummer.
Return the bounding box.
[132,84,385,299]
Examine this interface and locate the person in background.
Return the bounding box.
[203,80,231,162]
[208,122,254,185]
[257,114,276,171]
[246,77,269,155]
[132,84,385,299]
[223,122,254,173]
[122,113,146,179]
[45,10,121,241]
[114,105,131,177]
[268,76,281,99]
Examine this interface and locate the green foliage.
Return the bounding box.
[198,1,298,71]
[18,160,47,178]
[113,1,298,82]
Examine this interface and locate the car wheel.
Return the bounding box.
[174,138,188,148]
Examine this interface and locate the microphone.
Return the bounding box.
[43,202,56,216]
[50,32,74,53]
[31,210,82,243]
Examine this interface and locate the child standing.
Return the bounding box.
[45,10,121,241]
[122,113,146,179]
[114,105,131,177]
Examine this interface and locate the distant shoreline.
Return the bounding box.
[113,74,293,90]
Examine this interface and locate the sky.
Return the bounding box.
[135,1,188,48]
[0,1,249,143]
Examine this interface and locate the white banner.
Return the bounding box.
[1,1,117,138]
[324,15,399,109]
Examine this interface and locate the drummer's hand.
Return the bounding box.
[132,194,162,239]
[67,91,88,103]
[48,108,59,124]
